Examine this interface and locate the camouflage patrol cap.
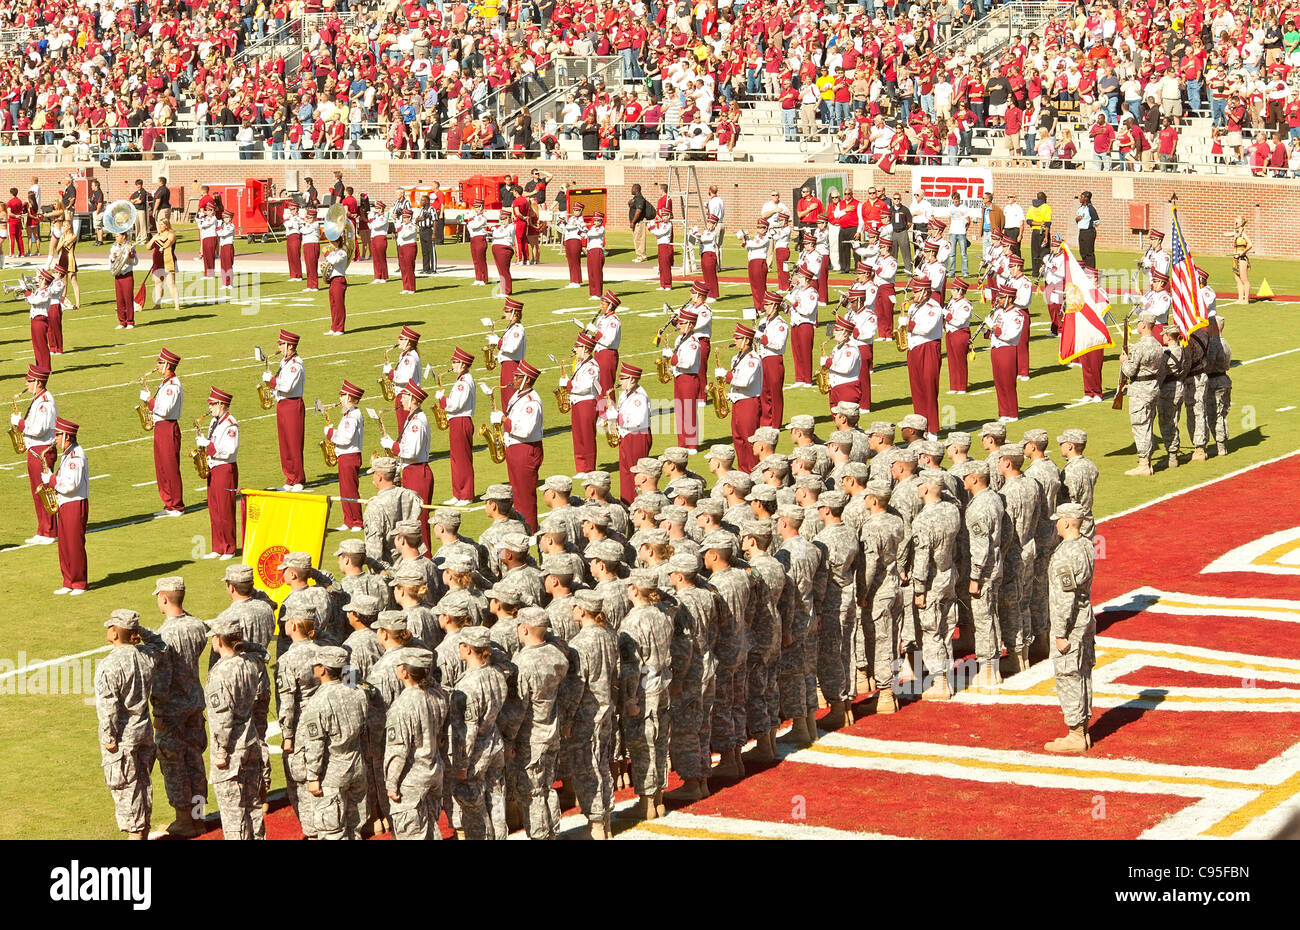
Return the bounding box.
[747,484,778,503]
[277,552,314,572]
[704,444,736,462]
[659,505,689,525]
[459,626,492,648]
[631,494,663,515]
[391,563,429,587]
[789,414,816,431]
[667,551,700,574]
[628,567,661,588]
[723,471,755,494]
[666,478,705,499]
[741,518,774,539]
[894,448,919,464]
[541,552,585,577]
[485,583,524,605]
[534,516,566,538]
[631,457,663,477]
[574,589,605,613]
[918,468,948,488]
[748,426,780,446]
[484,484,514,502]
[105,609,141,630]
[581,470,612,488]
[776,504,806,525]
[398,650,434,670]
[639,528,671,548]
[498,532,532,553]
[223,564,255,584]
[792,446,821,463]
[437,600,471,619]
[917,440,945,461]
[1022,428,1049,448]
[333,538,366,556]
[700,530,737,553]
[432,508,462,530]
[843,461,870,482]
[283,606,318,624]
[695,497,725,516]
[829,429,856,447]
[1138,310,1159,326]
[389,520,422,539]
[868,421,896,437]
[517,605,551,628]
[440,551,478,574]
[344,593,382,615]
[831,401,861,418]
[964,460,991,478]
[794,474,826,491]
[999,442,1025,465]
[581,506,611,528]
[1050,502,1088,521]
[208,616,242,638]
[151,575,186,594]
[1057,428,1088,446]
[981,421,1006,440]
[863,481,893,502]
[817,490,849,512]
[542,474,573,494]
[371,456,399,476]
[374,610,408,631]
[900,413,929,432]
[944,431,972,449]
[660,446,694,464]
[314,645,349,669]
[590,539,626,564]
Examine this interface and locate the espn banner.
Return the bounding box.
[912,167,992,213]
[241,489,331,604]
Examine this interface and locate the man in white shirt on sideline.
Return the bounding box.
[1002,192,1026,260]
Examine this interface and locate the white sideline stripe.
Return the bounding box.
[0,645,111,681]
[1277,406,1297,413]
[1096,449,1300,525]
[1202,526,1300,576]
[621,811,907,841]
[1096,585,1300,621]
[132,480,157,487]
[953,691,1300,712]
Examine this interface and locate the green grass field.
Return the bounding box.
[1,229,1297,839]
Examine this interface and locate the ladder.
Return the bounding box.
[665,164,709,275]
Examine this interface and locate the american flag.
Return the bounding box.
[1169,206,1208,340]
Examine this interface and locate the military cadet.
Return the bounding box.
[335,538,391,609]
[962,462,1005,687]
[484,581,526,658]
[500,360,545,531]
[1023,429,1062,662]
[450,625,509,840]
[630,458,665,505]
[302,645,372,839]
[718,471,756,531]
[774,504,822,744]
[392,563,442,662]
[812,490,858,726]
[1119,311,1165,476]
[277,607,322,838]
[436,600,472,692]
[1179,316,1212,463]
[196,386,240,559]
[867,421,901,485]
[825,431,856,485]
[662,552,717,802]
[341,594,385,681]
[384,649,448,840]
[980,421,1007,491]
[480,484,531,580]
[789,414,831,473]
[1056,428,1098,537]
[95,610,158,839]
[149,576,209,837]
[1205,318,1233,456]
[540,475,585,546]
[701,531,753,778]
[1156,321,1188,470]
[211,564,275,664]
[498,533,544,607]
[581,507,636,567]
[945,432,978,501]
[1043,503,1097,754]
[542,553,586,641]
[857,481,905,712]
[588,538,632,631]
[363,457,423,566]
[910,471,962,700]
[566,589,620,838]
[999,443,1042,668]
[436,550,491,629]
[898,413,930,448]
[279,552,343,646]
[389,521,440,594]
[741,519,786,760]
[620,567,676,820]
[383,382,434,550]
[206,616,270,840]
[511,606,571,839]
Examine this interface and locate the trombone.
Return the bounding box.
[8,390,26,455]
[547,352,576,413]
[478,383,505,464]
[430,366,453,430]
[378,343,398,402]
[135,372,160,433]
[190,417,211,479]
[314,398,340,467]
[481,316,500,370]
[253,346,276,409]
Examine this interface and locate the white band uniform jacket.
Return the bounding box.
[585,222,606,251]
[874,255,898,287]
[326,407,363,456]
[439,373,477,419]
[908,298,945,349]
[1011,274,1033,310]
[497,322,526,363]
[274,356,305,401]
[27,286,49,319]
[395,219,418,247]
[325,246,349,279]
[21,390,57,448]
[849,302,878,346]
[465,212,489,239]
[668,333,702,376]
[395,410,431,464]
[217,220,235,248]
[368,213,390,238]
[390,350,421,398]
[51,443,88,504]
[725,350,762,401]
[566,358,602,405]
[758,315,789,358]
[945,296,973,332]
[504,390,544,445]
[1141,290,1172,325]
[202,414,240,465]
[649,219,675,245]
[150,376,183,423]
[689,301,713,340]
[593,314,621,351]
[743,233,771,261]
[562,215,587,243]
[824,342,861,387]
[988,305,1025,349]
[490,223,516,250]
[788,287,819,326]
[197,214,218,241]
[613,386,651,435]
[694,228,720,255]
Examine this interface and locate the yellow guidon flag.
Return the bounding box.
[241,489,331,604]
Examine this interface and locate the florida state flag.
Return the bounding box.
[1058,245,1114,363]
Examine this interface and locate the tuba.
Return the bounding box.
[321,203,355,268]
[815,337,834,395]
[548,353,575,414]
[254,346,276,410]
[707,354,732,419]
[315,398,339,467]
[190,418,211,479]
[481,317,499,371]
[603,388,621,447]
[478,383,506,464]
[378,344,398,402]
[431,368,451,431]
[8,391,26,455]
[103,199,137,237]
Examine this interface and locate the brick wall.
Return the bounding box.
[25,160,1299,258]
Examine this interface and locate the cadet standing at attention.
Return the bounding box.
[95,610,158,840]
[302,645,372,840]
[1119,311,1164,476]
[205,616,271,840]
[1043,503,1097,755]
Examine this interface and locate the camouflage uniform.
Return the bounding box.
[1182,327,1211,450]
[1060,453,1100,539]
[1157,339,1187,459]
[910,496,961,682]
[302,675,373,840]
[1120,331,1164,460]
[502,563,546,607]
[1205,331,1232,449]
[669,584,717,780]
[566,620,620,825]
[479,518,530,580]
[1025,454,1063,648]
[209,597,275,659]
[619,600,675,798]
[746,551,787,737]
[339,571,392,611]
[813,520,858,703]
[384,679,449,840]
[152,612,210,816]
[512,637,571,839]
[364,483,424,564]
[206,642,270,840]
[708,564,753,756]
[964,487,1005,664]
[436,630,467,690]
[280,584,341,650]
[546,593,581,642]
[95,641,157,833]
[404,605,443,650]
[342,626,384,681]
[1048,535,1097,728]
[592,577,631,631]
[776,533,821,719]
[1001,470,1043,652]
[450,659,509,840]
[859,510,905,691]
[276,639,322,837]
[436,587,490,628]
[869,444,902,486]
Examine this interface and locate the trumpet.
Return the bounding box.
[190,418,211,479]
[602,388,621,447]
[706,354,732,419]
[548,353,576,414]
[431,368,453,430]
[314,398,340,467]
[478,383,506,464]
[135,372,159,433]
[815,337,835,395]
[481,317,500,371]
[254,346,276,410]
[378,344,398,402]
[8,390,26,456]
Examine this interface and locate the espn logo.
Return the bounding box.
[919,175,987,200]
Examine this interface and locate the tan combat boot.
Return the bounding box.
[748,731,774,762]
[165,808,201,838]
[125,831,146,840]
[711,749,739,780]
[1124,456,1153,476]
[1019,644,1032,672]
[654,789,667,819]
[588,818,607,841]
[817,700,848,730]
[875,689,899,714]
[641,794,659,820]
[455,829,468,840]
[1216,441,1230,457]
[1167,452,1180,469]
[805,709,819,741]
[921,675,952,701]
[777,715,812,745]
[855,668,872,695]
[978,663,1003,689]
[1191,446,1208,461]
[1043,725,1089,754]
[664,778,707,803]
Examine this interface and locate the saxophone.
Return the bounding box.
[36,468,58,516]
[135,373,157,433]
[548,352,575,414]
[656,354,672,384]
[481,317,499,371]
[603,388,621,448]
[190,418,211,479]
[8,391,25,455]
[815,337,834,395]
[478,385,506,464]
[431,369,451,431]
[707,354,732,419]
[378,345,397,402]
[895,293,913,354]
[316,399,340,467]
[255,346,276,410]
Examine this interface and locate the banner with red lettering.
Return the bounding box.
[911,167,993,213]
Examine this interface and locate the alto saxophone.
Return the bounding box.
[656,354,672,384]
[603,388,621,448]
[482,317,499,371]
[317,402,340,467]
[548,353,575,414]
[8,391,26,455]
[256,349,276,410]
[378,345,397,402]
[37,479,58,516]
[431,369,451,431]
[815,337,834,395]
[895,294,913,353]
[190,418,211,479]
[707,354,732,419]
[479,386,506,464]
[135,373,157,433]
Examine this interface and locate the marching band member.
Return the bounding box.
[1140,230,1170,291]
[438,347,477,506]
[512,188,532,265]
[982,230,1006,305]
[301,208,322,291]
[1142,270,1172,343]
[771,211,793,292]
[1197,266,1217,322]
[788,267,819,387]
[284,202,303,281]
[906,275,944,437]
[562,202,587,287]
[988,284,1025,421]
[499,360,545,531]
[197,386,240,560]
[383,382,434,551]
[822,315,861,408]
[740,219,772,310]
[28,270,53,366]
[798,231,824,306]
[1079,266,1107,403]
[666,310,703,449]
[325,380,366,530]
[46,264,66,357]
[15,364,58,544]
[693,214,721,299]
[1007,255,1033,380]
[490,216,516,296]
[491,298,526,406]
[1042,235,1067,335]
[928,217,953,268]
[814,216,832,304]
[688,282,714,400]
[590,290,622,393]
[197,204,218,278]
[43,417,88,595]
[264,330,306,490]
[324,234,349,335]
[943,278,973,394]
[565,332,602,473]
[873,239,898,340]
[145,348,185,517]
[217,211,236,289]
[586,211,607,299]
[856,226,881,270]
[757,292,789,428]
[110,233,137,331]
[466,199,490,285]
[723,324,763,471]
[395,207,419,294]
[921,239,947,304]
[609,362,651,505]
[847,276,878,409]
[648,202,676,290]
[386,325,422,433]
[369,201,390,283]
